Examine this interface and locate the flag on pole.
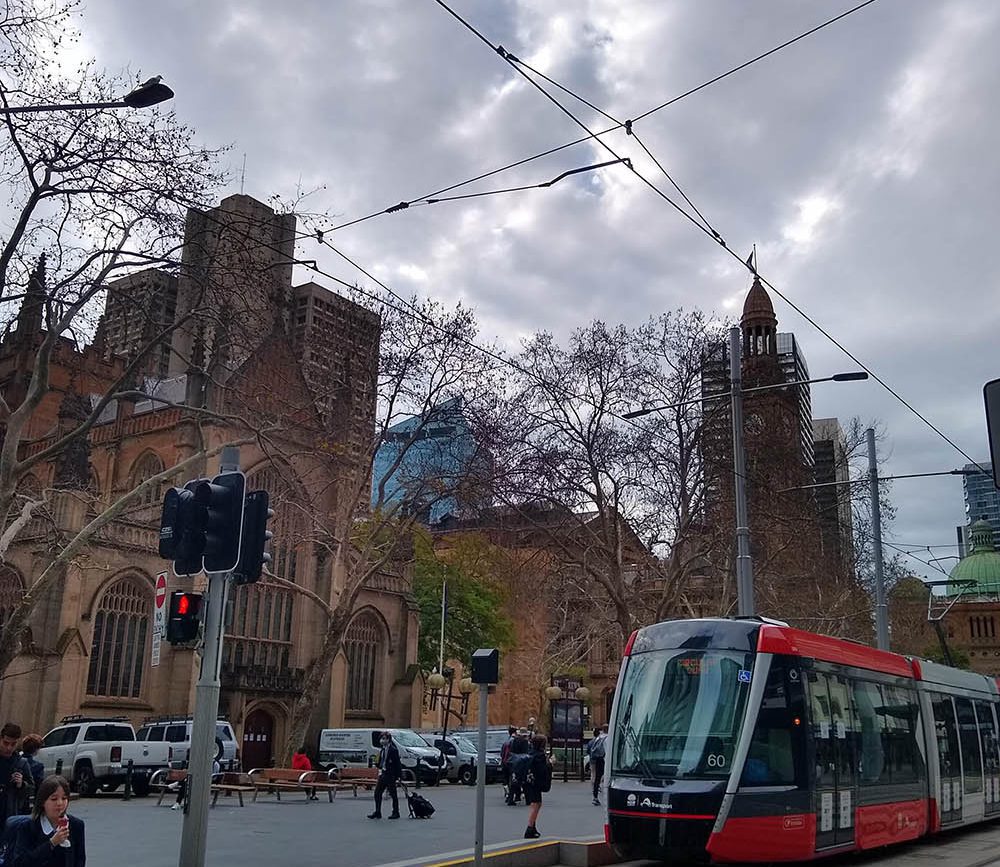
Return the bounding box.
[745,247,756,273]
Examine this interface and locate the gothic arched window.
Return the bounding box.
[345,612,383,713]
[86,577,149,698]
[224,466,299,672]
[0,567,24,631]
[130,452,164,507]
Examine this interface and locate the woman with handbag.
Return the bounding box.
[523,735,552,839]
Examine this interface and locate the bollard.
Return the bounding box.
[123,759,134,801]
[55,759,63,777]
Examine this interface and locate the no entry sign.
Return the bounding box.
[152,571,168,667]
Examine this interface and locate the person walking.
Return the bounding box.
[0,723,33,825]
[507,729,531,806]
[5,774,85,866]
[523,735,552,839]
[586,726,608,806]
[291,746,319,800]
[18,735,46,791]
[500,726,516,805]
[368,732,402,820]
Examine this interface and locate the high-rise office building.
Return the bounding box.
[960,462,1000,551]
[813,418,853,563]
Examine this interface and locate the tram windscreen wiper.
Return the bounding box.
[617,699,655,779]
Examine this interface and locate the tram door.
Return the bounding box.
[976,702,1000,817]
[808,672,857,849]
[931,695,962,824]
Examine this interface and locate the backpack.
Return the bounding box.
[408,791,435,819]
[590,735,606,760]
[536,759,552,793]
[510,752,533,785]
[0,815,30,867]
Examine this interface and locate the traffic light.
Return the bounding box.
[158,479,208,577]
[166,591,203,644]
[197,470,246,573]
[233,490,274,586]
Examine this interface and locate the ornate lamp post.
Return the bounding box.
[427,666,473,783]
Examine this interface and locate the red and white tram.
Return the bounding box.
[605,618,1000,862]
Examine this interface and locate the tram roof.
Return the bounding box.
[910,657,1000,695]
[756,624,914,678]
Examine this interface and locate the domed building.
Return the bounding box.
[938,520,1000,674]
[949,519,1000,592]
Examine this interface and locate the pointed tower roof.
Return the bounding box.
[741,276,776,328]
[15,253,46,337]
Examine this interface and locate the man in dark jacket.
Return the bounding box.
[0,723,33,825]
[368,731,402,819]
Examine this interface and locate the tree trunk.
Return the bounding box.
[281,608,352,766]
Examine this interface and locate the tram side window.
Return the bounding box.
[880,684,924,784]
[740,660,805,788]
[852,680,887,785]
[955,698,984,793]
[974,701,999,780]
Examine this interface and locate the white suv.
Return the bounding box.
[135,718,239,770]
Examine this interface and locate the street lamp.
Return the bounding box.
[0,76,174,115]
[426,666,472,783]
[622,326,868,618]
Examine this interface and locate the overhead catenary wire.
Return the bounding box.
[318,0,879,237]
[432,0,988,477]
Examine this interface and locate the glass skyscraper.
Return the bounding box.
[962,462,1000,550]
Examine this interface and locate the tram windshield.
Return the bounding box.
[613,648,754,779]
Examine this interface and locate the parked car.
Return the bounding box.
[135,716,239,770]
[419,732,500,785]
[37,716,171,796]
[317,728,444,784]
[456,727,510,766]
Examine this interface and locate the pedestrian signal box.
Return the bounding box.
[166,591,203,644]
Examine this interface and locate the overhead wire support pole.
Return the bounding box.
[867,428,889,651]
[730,326,754,617]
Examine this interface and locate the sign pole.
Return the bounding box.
[151,572,167,667]
[473,682,488,867]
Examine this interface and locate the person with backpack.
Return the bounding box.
[0,724,32,827]
[521,735,552,839]
[586,726,608,806]
[506,730,531,806]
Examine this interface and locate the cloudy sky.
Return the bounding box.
[74,0,999,577]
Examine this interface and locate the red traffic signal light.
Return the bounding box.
[166,591,203,644]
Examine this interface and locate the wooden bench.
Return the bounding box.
[248,768,337,802]
[330,766,416,797]
[210,772,256,807]
[331,766,378,797]
[150,768,187,806]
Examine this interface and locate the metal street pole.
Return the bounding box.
[730,326,754,616]
[178,447,239,867]
[473,683,489,867]
[867,428,889,650]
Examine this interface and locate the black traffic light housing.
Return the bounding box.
[159,479,207,577]
[233,490,274,585]
[197,470,246,573]
[166,591,203,644]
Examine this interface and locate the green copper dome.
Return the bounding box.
[949,519,1000,591]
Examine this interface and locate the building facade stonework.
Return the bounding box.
[0,194,421,764]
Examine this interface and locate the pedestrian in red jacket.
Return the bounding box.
[292,747,318,800]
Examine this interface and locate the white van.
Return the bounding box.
[318,728,444,785]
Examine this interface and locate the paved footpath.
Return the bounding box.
[62,782,1000,867]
